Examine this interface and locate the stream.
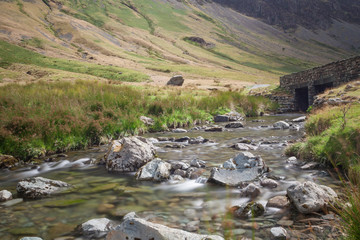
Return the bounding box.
[0,114,343,240]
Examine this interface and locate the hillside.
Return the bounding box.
[0,0,359,88]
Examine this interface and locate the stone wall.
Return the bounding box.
[279,56,360,110]
[280,56,360,89]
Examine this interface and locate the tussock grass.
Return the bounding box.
[285,104,360,181]
[0,81,275,161]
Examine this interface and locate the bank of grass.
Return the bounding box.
[285,103,360,182]
[0,80,276,161]
[0,40,148,82]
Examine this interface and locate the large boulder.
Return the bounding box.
[208,152,268,187]
[0,190,12,202]
[78,218,117,239]
[136,159,171,182]
[167,75,184,86]
[287,181,337,214]
[104,137,156,172]
[17,177,70,199]
[106,212,224,240]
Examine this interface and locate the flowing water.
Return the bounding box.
[0,114,342,239]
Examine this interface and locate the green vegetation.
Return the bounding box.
[0,81,276,161]
[340,185,360,240]
[0,40,148,82]
[285,104,360,183]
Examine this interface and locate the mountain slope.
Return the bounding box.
[0,0,359,88]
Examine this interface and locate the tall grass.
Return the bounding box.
[0,81,276,161]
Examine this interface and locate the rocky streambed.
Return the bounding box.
[0,114,344,240]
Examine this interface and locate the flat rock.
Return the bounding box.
[79,218,116,239]
[287,181,337,214]
[167,75,184,86]
[136,159,171,182]
[17,177,70,199]
[0,190,12,201]
[266,196,290,208]
[209,152,267,186]
[106,212,224,240]
[104,137,156,172]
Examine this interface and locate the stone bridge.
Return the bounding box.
[280,56,360,111]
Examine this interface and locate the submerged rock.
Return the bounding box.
[208,152,267,187]
[106,212,224,240]
[0,190,12,202]
[78,218,116,239]
[17,177,70,199]
[104,137,156,172]
[167,75,184,86]
[136,158,171,182]
[287,181,337,214]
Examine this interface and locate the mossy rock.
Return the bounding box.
[44,198,86,208]
[81,183,118,194]
[0,155,19,169]
[47,223,76,239]
[9,227,38,236]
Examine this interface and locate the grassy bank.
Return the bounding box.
[285,103,360,183]
[0,81,276,161]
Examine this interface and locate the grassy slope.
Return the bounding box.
[0,81,276,160]
[0,0,331,86]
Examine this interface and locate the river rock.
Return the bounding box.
[225,122,244,128]
[266,196,290,208]
[205,126,223,132]
[214,115,230,122]
[0,154,19,168]
[270,227,288,239]
[208,152,267,187]
[136,158,171,182]
[78,218,116,239]
[167,75,184,86]
[106,212,224,240]
[232,143,257,151]
[260,178,278,188]
[174,136,190,142]
[104,137,156,172]
[0,190,12,201]
[287,181,337,214]
[239,183,261,199]
[232,202,265,218]
[300,162,319,170]
[273,121,290,129]
[189,136,206,144]
[139,116,154,126]
[172,128,187,133]
[170,161,190,171]
[292,116,306,122]
[17,177,70,199]
[174,169,187,178]
[286,156,298,164]
[20,238,43,240]
[190,158,206,168]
